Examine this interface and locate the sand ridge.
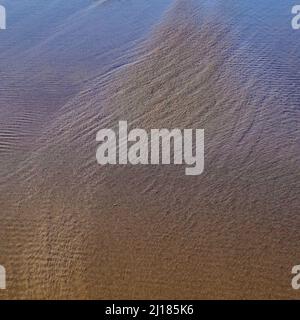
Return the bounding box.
[0,0,299,299]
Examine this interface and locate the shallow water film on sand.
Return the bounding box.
[0,0,299,299]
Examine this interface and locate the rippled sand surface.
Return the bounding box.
[0,0,299,299]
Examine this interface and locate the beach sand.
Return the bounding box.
[0,0,299,299]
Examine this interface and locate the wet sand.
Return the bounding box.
[0,0,299,299]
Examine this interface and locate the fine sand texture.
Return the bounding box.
[0,0,299,299]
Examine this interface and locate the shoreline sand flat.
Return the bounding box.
[0,0,299,299]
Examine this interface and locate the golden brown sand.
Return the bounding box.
[0,0,299,299]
